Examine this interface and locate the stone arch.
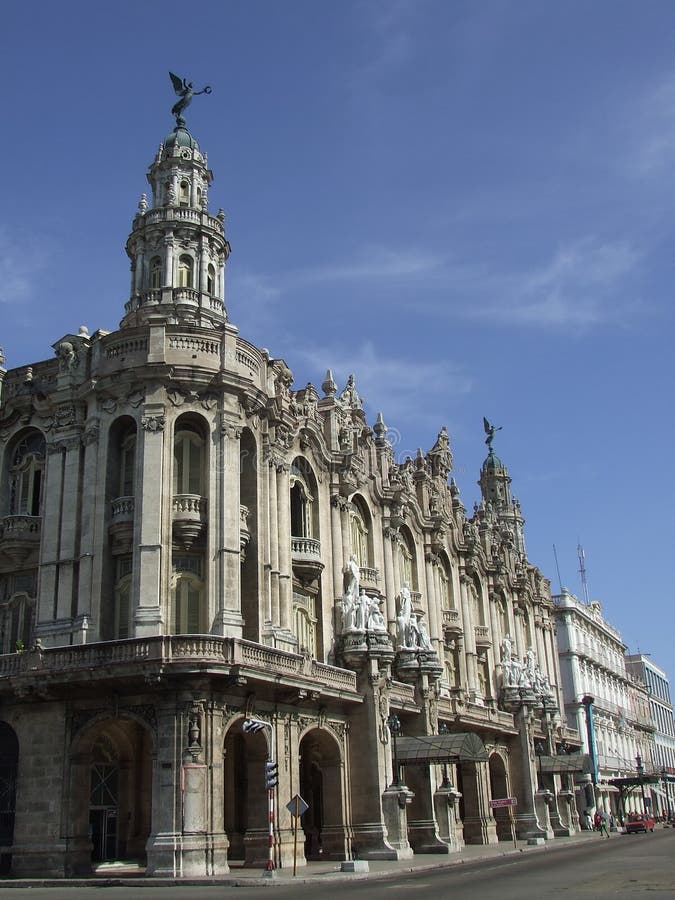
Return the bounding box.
[66,713,154,874]
[222,716,271,867]
[488,751,511,841]
[1,427,46,518]
[0,721,19,874]
[298,726,347,860]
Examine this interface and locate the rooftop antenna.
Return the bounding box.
[577,543,590,605]
[552,544,563,594]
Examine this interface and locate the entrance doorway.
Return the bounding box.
[89,764,119,862]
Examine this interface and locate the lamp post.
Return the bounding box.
[439,722,451,788]
[388,713,402,788]
[636,754,646,815]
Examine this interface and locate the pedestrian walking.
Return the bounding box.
[599,809,610,838]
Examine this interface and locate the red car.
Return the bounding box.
[625,813,655,833]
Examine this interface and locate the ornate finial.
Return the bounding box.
[373,411,387,440]
[0,346,5,368]
[138,193,148,215]
[483,417,502,449]
[322,369,337,398]
[169,72,212,125]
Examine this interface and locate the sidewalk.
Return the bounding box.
[0,830,611,889]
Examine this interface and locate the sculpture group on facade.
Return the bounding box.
[500,634,553,695]
[339,556,387,634]
[395,583,433,651]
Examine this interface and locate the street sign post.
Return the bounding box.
[489,797,518,848]
[286,794,309,876]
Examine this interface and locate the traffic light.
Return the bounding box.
[265,761,279,789]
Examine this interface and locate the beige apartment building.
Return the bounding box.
[0,95,582,877]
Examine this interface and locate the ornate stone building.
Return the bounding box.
[0,95,581,877]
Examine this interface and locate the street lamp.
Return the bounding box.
[535,740,553,806]
[439,722,451,788]
[387,713,402,788]
[636,754,646,815]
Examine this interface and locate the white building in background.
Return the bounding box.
[626,654,675,818]
[553,590,656,820]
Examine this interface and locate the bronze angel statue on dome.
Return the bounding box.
[483,416,502,448]
[169,72,212,122]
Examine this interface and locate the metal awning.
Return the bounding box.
[396,732,488,765]
[539,754,592,774]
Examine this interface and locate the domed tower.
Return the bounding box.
[478,420,526,554]
[121,83,230,329]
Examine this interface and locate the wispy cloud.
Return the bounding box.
[620,72,675,178]
[469,237,643,328]
[294,339,473,440]
[0,227,48,305]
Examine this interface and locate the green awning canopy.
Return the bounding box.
[396,732,488,765]
[538,754,592,774]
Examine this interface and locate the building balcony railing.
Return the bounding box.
[474,625,491,648]
[240,505,250,560]
[291,536,324,586]
[172,494,207,550]
[0,636,359,698]
[359,566,380,591]
[110,496,135,522]
[109,497,135,556]
[0,515,42,564]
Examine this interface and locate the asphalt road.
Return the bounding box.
[0,831,672,899]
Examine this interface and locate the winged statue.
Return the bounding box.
[169,72,212,123]
[483,417,502,448]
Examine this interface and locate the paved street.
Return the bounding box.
[0,830,672,899]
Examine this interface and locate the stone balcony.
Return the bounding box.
[291,536,324,586]
[442,608,463,638]
[474,625,492,648]
[0,515,41,565]
[109,497,135,555]
[0,636,360,703]
[359,566,380,592]
[172,494,207,550]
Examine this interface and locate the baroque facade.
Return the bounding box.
[0,99,583,877]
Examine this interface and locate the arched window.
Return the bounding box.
[177,255,193,289]
[119,431,136,497]
[289,459,318,539]
[398,529,417,591]
[9,432,45,517]
[207,263,216,295]
[114,556,133,639]
[150,256,162,290]
[438,559,451,609]
[172,556,205,633]
[179,181,190,207]
[0,592,35,653]
[349,507,369,568]
[173,427,204,495]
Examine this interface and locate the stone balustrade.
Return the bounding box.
[0,637,359,696]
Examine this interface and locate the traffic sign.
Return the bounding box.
[286,794,309,818]
[489,797,518,808]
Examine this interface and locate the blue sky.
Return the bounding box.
[2,1,674,679]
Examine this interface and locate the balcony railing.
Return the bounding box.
[172,494,207,550]
[474,625,491,647]
[291,536,324,585]
[0,515,42,564]
[0,636,358,696]
[291,537,321,557]
[110,497,135,521]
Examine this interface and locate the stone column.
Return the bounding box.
[276,463,292,632]
[511,705,547,841]
[460,760,498,845]
[382,527,398,625]
[424,552,440,647]
[134,408,166,636]
[329,495,345,600]
[267,456,280,626]
[459,574,477,695]
[163,233,174,288]
[217,423,243,636]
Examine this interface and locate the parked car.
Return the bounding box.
[625,813,655,833]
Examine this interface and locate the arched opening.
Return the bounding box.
[0,722,19,875]
[103,417,138,641]
[289,457,322,656]
[6,430,45,518]
[179,181,190,207]
[149,256,162,290]
[398,527,419,592]
[67,716,153,874]
[223,719,270,867]
[177,255,194,289]
[488,753,511,841]
[456,760,484,844]
[207,263,216,295]
[299,728,346,860]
